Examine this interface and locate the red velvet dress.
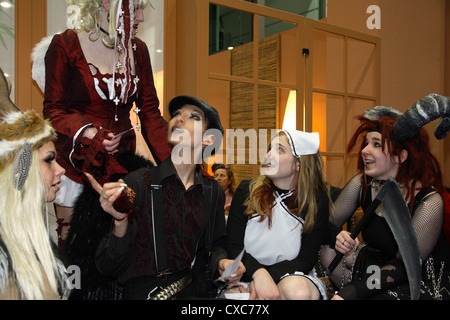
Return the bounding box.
[43,30,171,184]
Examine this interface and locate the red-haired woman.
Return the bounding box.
[321,101,450,300]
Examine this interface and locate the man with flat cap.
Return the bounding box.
[88,96,244,300]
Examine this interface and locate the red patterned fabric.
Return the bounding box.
[72,128,128,185]
[116,0,133,104]
[128,161,205,278]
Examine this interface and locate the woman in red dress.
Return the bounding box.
[42,0,171,249]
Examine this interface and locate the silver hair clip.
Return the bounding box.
[12,143,32,190]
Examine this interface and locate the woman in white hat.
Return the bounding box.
[226,129,333,300]
[0,70,70,299]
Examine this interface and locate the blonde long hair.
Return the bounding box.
[66,0,103,32]
[244,136,333,233]
[66,0,149,42]
[0,148,69,299]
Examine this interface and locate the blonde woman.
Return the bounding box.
[0,70,70,300]
[42,0,171,250]
[226,130,332,300]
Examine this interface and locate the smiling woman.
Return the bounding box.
[360,131,407,181]
[226,129,333,300]
[320,100,450,300]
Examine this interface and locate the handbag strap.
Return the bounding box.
[200,178,212,239]
[198,176,221,247]
[150,166,167,275]
[205,178,220,255]
[202,177,221,297]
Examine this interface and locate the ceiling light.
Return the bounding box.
[0,2,12,8]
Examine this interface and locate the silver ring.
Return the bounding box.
[102,194,108,200]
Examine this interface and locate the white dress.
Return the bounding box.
[244,190,327,299]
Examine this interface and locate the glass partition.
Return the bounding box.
[257,0,326,20]
[207,1,378,183]
[0,0,15,100]
[209,4,253,56]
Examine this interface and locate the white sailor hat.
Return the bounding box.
[276,129,320,157]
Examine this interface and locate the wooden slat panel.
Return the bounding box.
[15,0,46,114]
[229,34,279,181]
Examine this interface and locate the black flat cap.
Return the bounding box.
[168,96,224,134]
